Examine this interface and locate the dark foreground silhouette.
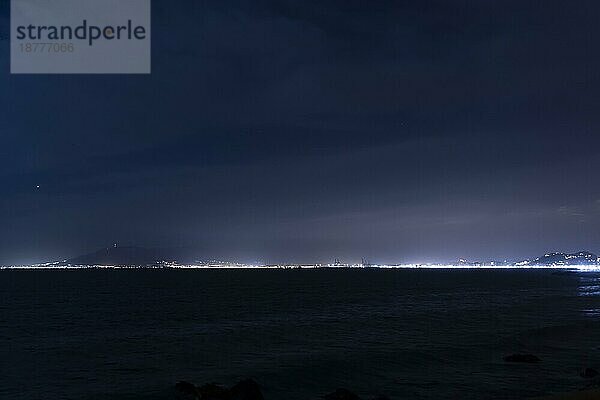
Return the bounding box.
[174,354,600,400]
[176,379,265,400]
[174,379,390,400]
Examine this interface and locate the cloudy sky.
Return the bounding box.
[1,0,599,265]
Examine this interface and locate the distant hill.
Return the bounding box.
[63,246,169,266]
[518,251,600,266]
[52,247,600,268]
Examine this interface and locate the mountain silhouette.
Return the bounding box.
[520,251,599,266]
[64,246,167,266]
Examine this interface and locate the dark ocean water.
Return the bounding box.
[1,269,600,400]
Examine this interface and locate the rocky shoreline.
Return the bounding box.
[174,379,390,400]
[174,355,599,400]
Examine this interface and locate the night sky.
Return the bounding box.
[1,1,600,265]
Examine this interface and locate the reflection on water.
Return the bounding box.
[578,276,600,296]
[581,308,600,317]
[578,274,600,318]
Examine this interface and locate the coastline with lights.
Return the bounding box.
[1,250,600,270]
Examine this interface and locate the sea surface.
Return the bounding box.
[1,269,600,399]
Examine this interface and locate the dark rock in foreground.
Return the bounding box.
[198,382,230,400]
[177,380,391,400]
[176,379,263,400]
[175,381,200,399]
[503,354,541,363]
